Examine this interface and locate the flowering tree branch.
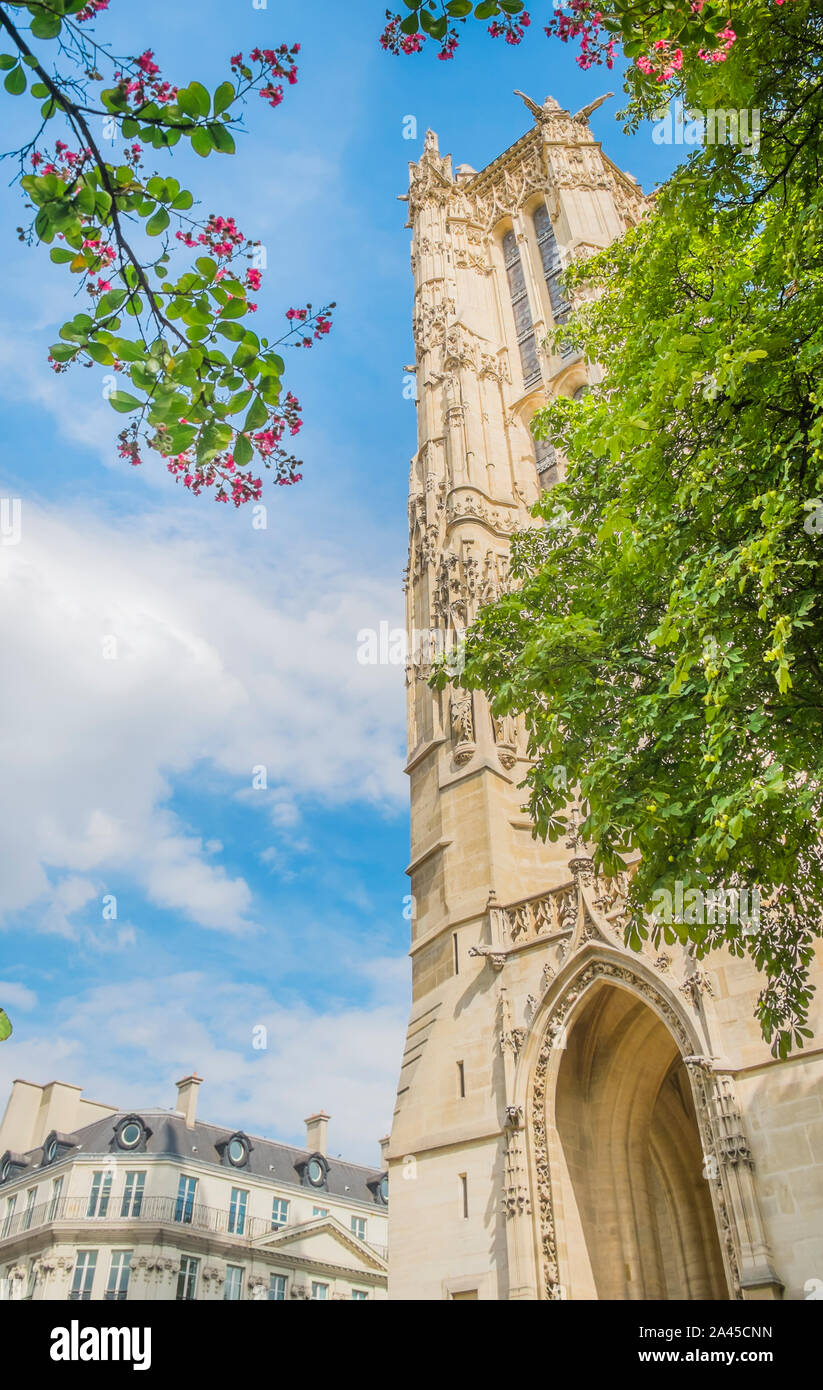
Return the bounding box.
[1,0,335,505]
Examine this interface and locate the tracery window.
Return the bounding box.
[533,203,574,359]
[502,228,541,390]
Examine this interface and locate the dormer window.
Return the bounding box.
[296,1152,329,1190]
[0,1151,30,1185]
[113,1116,151,1153]
[367,1172,389,1207]
[41,1130,79,1168]
[216,1132,252,1169]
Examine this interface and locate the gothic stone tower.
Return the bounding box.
[386,94,823,1301]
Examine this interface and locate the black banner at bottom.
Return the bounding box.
[6,1297,816,1377]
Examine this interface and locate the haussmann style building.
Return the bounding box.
[0,1074,388,1301]
[384,92,823,1302]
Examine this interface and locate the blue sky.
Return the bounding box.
[0,1,681,1162]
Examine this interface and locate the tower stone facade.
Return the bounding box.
[386,95,823,1301]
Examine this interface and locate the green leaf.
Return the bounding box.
[213,81,235,116]
[243,397,268,432]
[178,81,211,118]
[30,11,63,39]
[190,127,213,158]
[0,1008,12,1042]
[146,207,171,236]
[233,432,253,466]
[107,391,143,413]
[195,256,217,282]
[206,122,235,155]
[0,54,17,70]
[4,65,26,96]
[171,189,194,210]
[48,343,77,362]
[86,342,115,366]
[220,297,247,320]
[50,247,76,264]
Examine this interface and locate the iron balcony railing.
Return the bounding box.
[0,1194,388,1261]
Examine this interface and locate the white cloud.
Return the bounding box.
[0,982,38,1013]
[0,964,409,1164]
[0,497,404,935]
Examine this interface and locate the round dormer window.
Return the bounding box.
[307,1157,325,1186]
[46,1138,58,1163]
[228,1137,247,1166]
[379,1174,389,1204]
[120,1121,142,1148]
[0,1157,10,1182]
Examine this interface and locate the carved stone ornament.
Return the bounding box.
[530,961,744,1301]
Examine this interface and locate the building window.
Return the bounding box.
[176,1256,198,1301]
[121,1171,145,1218]
[268,1273,287,1301]
[176,1256,199,1302]
[306,1157,326,1188]
[457,1060,465,1098]
[118,1121,142,1149]
[87,1170,112,1219]
[22,1187,37,1232]
[533,203,574,358]
[226,1134,249,1168]
[224,1265,243,1301]
[69,1250,97,1301]
[459,1173,469,1219]
[228,1187,248,1236]
[271,1197,289,1230]
[452,931,459,975]
[351,1289,368,1300]
[2,1196,17,1239]
[312,1206,328,1219]
[350,1216,366,1241]
[310,1281,329,1301]
[48,1176,64,1222]
[105,1251,131,1301]
[534,433,558,490]
[174,1174,197,1224]
[502,227,541,389]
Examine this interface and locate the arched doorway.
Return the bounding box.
[552,982,728,1299]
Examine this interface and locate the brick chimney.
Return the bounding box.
[175,1074,202,1129]
[305,1111,330,1155]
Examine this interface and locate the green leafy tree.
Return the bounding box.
[1,0,334,504]
[423,2,823,1055]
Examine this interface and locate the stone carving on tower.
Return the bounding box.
[385,94,810,1305]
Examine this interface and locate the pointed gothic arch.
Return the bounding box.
[519,952,738,1301]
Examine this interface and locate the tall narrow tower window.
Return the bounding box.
[502,229,541,390]
[534,433,558,491]
[533,203,574,358]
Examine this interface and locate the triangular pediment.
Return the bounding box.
[252,1215,387,1273]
